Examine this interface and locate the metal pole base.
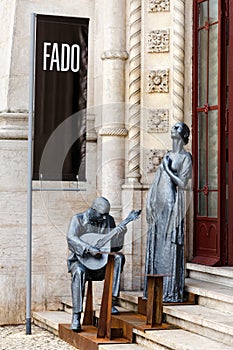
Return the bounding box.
[26,318,31,335]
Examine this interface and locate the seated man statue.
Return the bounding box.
[67,196,126,332]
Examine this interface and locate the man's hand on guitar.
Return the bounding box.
[118,224,127,235]
[87,246,102,259]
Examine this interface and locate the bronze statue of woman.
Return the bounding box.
[143,122,192,302]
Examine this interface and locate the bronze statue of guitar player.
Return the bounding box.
[67,196,141,332]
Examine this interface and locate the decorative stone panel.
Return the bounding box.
[146,109,169,133]
[147,149,167,173]
[147,69,169,93]
[148,0,170,12]
[147,29,170,53]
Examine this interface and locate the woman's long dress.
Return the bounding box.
[143,151,192,302]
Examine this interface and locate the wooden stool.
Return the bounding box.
[82,253,119,339]
[144,274,169,327]
[80,253,116,337]
[97,253,115,339]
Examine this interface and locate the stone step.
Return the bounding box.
[33,311,146,349]
[33,309,233,350]
[60,296,72,313]
[119,279,233,312]
[40,277,233,349]
[134,328,233,350]
[60,287,195,316]
[61,293,142,314]
[186,277,233,314]
[98,343,149,350]
[187,263,233,287]
[164,304,233,347]
[119,291,142,313]
[33,311,71,335]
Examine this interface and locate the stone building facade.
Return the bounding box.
[0,0,193,324]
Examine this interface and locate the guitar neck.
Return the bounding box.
[95,217,132,249]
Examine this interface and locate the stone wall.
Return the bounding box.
[0,140,28,324]
[0,0,193,325]
[0,0,97,325]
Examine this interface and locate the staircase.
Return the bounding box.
[33,263,233,349]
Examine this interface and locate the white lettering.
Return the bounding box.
[61,44,70,72]
[42,42,80,72]
[71,44,80,73]
[43,42,51,70]
[49,43,60,71]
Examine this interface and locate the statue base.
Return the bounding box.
[59,324,130,350]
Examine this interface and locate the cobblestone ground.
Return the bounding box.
[0,324,76,350]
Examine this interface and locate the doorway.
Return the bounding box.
[192,0,228,265]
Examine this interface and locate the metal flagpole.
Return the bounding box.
[26,12,36,335]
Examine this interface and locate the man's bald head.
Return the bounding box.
[91,197,110,215]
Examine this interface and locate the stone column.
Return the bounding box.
[121,0,142,291]
[99,0,128,221]
[173,0,185,122]
[127,0,142,182]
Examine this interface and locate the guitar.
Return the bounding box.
[78,210,141,270]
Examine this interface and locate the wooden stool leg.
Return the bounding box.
[83,280,93,325]
[97,255,114,339]
[146,276,163,326]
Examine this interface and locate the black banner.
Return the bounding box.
[33,15,89,181]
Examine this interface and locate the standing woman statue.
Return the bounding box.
[143,122,192,302]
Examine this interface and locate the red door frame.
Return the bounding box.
[227,0,233,265]
[192,0,227,266]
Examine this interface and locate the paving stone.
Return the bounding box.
[0,324,75,350]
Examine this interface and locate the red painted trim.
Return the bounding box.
[218,0,227,265]
[192,0,199,260]
[227,0,233,265]
[192,0,228,265]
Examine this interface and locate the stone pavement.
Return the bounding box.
[0,324,75,350]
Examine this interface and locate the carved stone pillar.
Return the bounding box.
[173,0,185,122]
[127,0,142,182]
[121,0,142,291]
[99,0,128,221]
